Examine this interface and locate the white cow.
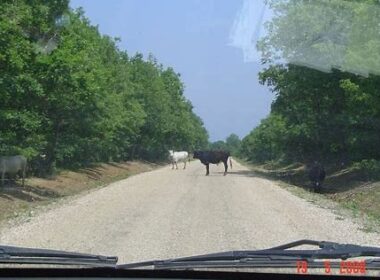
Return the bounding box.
[168,150,189,170]
[0,155,27,186]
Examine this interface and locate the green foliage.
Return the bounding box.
[242,0,380,166]
[241,115,287,163]
[128,55,208,160]
[259,0,380,76]
[225,134,241,155]
[0,1,208,174]
[352,160,380,181]
[209,140,227,151]
[209,133,242,156]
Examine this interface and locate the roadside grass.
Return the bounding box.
[0,161,163,226]
[236,158,380,233]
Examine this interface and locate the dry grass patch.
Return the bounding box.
[0,161,160,223]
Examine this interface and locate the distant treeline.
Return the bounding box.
[0,0,208,174]
[240,0,380,167]
[209,134,241,156]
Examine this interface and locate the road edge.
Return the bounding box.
[235,158,380,234]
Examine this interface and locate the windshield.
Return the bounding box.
[1,0,380,276]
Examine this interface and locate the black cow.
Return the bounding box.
[193,150,232,176]
[308,162,326,192]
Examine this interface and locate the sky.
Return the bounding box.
[70,0,274,141]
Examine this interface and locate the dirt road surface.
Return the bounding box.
[0,161,379,263]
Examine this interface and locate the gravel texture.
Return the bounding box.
[0,160,379,264]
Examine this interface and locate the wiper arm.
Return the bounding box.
[260,239,380,260]
[118,239,380,270]
[0,244,118,267]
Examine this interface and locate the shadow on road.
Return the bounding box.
[215,170,269,179]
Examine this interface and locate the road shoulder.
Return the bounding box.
[236,158,380,234]
[0,161,162,229]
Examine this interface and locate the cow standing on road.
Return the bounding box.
[0,155,27,187]
[169,150,189,170]
[193,150,232,176]
[308,162,326,192]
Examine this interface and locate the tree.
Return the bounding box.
[0,0,70,160]
[241,114,287,163]
[259,0,380,76]
[209,141,227,151]
[0,2,209,173]
[225,134,241,156]
[241,0,380,164]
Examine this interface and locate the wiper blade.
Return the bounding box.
[0,244,118,267]
[118,239,380,270]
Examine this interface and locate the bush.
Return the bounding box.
[352,159,380,181]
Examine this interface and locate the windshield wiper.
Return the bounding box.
[118,239,380,270]
[0,244,118,267]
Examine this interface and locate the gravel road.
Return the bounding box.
[0,161,379,263]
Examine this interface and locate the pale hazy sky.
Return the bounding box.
[70,0,274,141]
